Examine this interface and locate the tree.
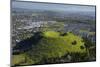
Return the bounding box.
[82,37,96,61]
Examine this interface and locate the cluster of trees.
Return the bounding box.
[12,31,96,66]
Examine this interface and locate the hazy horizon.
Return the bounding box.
[12,1,95,12]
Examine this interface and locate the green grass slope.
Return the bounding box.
[26,31,86,64]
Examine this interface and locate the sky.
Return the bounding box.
[12,1,95,12]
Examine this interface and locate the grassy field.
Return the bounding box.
[42,31,86,53]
